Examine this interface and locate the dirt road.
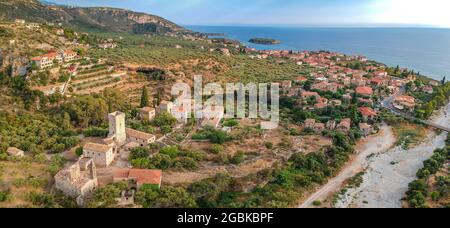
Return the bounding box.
[298,124,395,208]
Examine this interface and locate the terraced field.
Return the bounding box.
[70,65,124,94]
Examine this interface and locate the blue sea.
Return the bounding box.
[187,26,450,81]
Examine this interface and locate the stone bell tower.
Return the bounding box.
[108,111,126,145]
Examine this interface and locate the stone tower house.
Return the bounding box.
[108,111,126,145]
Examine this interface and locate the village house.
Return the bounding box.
[54,158,98,199]
[330,99,342,107]
[351,77,367,87]
[26,23,40,29]
[15,19,25,25]
[359,107,378,122]
[280,80,293,91]
[326,120,336,130]
[139,107,156,121]
[62,50,77,62]
[304,119,316,129]
[370,77,388,87]
[356,86,374,97]
[301,91,320,100]
[56,29,65,35]
[31,50,77,69]
[83,143,115,167]
[314,97,329,109]
[201,106,225,128]
[314,123,325,134]
[113,168,162,189]
[394,95,416,112]
[358,98,374,106]
[98,42,117,49]
[125,128,156,147]
[373,70,388,77]
[158,101,174,113]
[359,123,373,137]
[342,94,353,101]
[421,86,434,94]
[115,190,135,207]
[294,76,308,83]
[337,118,352,133]
[6,147,24,158]
[311,82,328,91]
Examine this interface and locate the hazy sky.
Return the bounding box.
[46,0,450,27]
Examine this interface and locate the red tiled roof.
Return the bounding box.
[129,169,162,186]
[356,86,373,95]
[115,169,162,186]
[359,107,377,117]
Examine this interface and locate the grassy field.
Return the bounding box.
[0,160,52,208]
[392,123,428,149]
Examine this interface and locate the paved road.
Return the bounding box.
[381,87,450,132]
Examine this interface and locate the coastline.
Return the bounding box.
[187,25,450,81]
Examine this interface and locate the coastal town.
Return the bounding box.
[0,1,449,209]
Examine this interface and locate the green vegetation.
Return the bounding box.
[248,38,281,45]
[28,191,78,208]
[83,126,109,137]
[0,27,13,38]
[136,185,197,208]
[153,112,177,134]
[0,190,10,202]
[0,111,79,155]
[130,146,207,171]
[140,86,149,108]
[415,82,450,119]
[86,182,128,208]
[187,132,356,208]
[192,126,233,144]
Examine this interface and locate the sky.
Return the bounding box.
[45,0,450,27]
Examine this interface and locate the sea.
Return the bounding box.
[186,26,450,81]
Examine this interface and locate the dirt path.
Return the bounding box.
[298,124,396,208]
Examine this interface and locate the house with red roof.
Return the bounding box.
[359,107,377,121]
[356,86,373,96]
[114,168,162,189]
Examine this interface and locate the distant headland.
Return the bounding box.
[249,38,281,45]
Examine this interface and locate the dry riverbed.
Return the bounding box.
[298,124,396,208]
[334,103,450,208]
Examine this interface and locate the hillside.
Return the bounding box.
[0,0,188,34]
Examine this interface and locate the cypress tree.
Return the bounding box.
[140,86,149,108]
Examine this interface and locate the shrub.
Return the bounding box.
[0,190,10,202]
[265,142,274,149]
[130,147,150,160]
[223,119,239,127]
[313,200,322,206]
[136,186,197,208]
[75,147,83,157]
[154,112,177,127]
[230,151,246,165]
[210,144,223,154]
[174,157,199,171]
[159,146,180,159]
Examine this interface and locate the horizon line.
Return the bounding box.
[184,23,450,29]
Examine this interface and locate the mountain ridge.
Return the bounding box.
[0,0,189,34]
